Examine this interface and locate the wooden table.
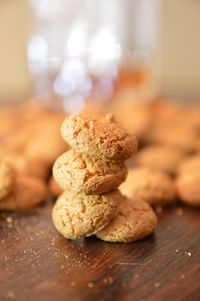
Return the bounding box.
[0,199,199,301]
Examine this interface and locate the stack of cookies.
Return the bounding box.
[52,113,157,242]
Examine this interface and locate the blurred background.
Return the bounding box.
[0,0,200,208]
[0,0,200,106]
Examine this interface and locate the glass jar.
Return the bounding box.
[28,0,159,112]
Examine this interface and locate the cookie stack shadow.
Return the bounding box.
[52,113,157,243]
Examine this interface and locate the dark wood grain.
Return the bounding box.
[0,199,199,301]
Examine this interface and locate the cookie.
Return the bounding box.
[49,176,63,198]
[2,153,50,180]
[114,102,152,140]
[186,106,200,131]
[3,122,39,153]
[145,124,197,154]
[52,190,121,239]
[177,154,200,175]
[150,99,186,126]
[120,167,176,206]
[96,196,157,243]
[0,161,15,200]
[176,170,200,206]
[0,175,47,210]
[133,145,186,175]
[25,114,68,165]
[61,113,137,161]
[0,108,20,141]
[53,149,127,195]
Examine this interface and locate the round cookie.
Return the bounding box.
[0,175,47,210]
[0,161,15,200]
[113,102,152,140]
[61,113,137,161]
[120,167,176,206]
[176,170,200,206]
[2,123,37,153]
[133,145,186,175]
[177,154,200,175]
[53,149,127,195]
[145,124,197,154]
[52,190,121,239]
[49,176,63,198]
[2,153,50,180]
[25,115,68,165]
[96,196,157,243]
[150,99,186,127]
[0,108,18,140]
[186,106,200,131]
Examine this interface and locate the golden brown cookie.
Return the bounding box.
[0,108,17,140]
[133,145,186,175]
[25,114,68,165]
[186,106,200,131]
[177,154,200,175]
[61,113,137,161]
[176,170,200,206]
[114,102,152,140]
[150,99,186,126]
[120,167,176,206]
[96,196,157,243]
[145,124,197,154]
[18,103,55,124]
[0,161,15,200]
[49,176,63,198]
[0,175,47,210]
[53,149,127,195]
[2,153,50,180]
[2,122,39,153]
[52,190,121,239]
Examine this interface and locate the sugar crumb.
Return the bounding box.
[175,208,183,216]
[154,282,160,288]
[88,282,94,288]
[70,281,76,286]
[185,252,192,256]
[7,291,15,298]
[7,216,13,223]
[103,276,114,284]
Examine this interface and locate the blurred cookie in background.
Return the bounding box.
[49,176,63,198]
[132,145,186,175]
[2,153,50,180]
[177,154,200,175]
[114,102,152,142]
[144,124,198,154]
[24,113,69,166]
[0,172,47,210]
[120,167,176,206]
[0,161,15,200]
[149,99,187,127]
[176,170,200,207]
[0,107,22,141]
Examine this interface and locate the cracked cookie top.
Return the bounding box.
[52,189,121,239]
[53,149,127,195]
[61,113,137,161]
[96,196,157,243]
